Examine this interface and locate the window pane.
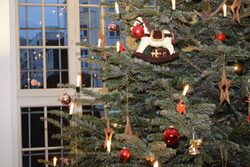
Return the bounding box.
[30,71,43,89]
[61,49,68,69]
[21,72,28,89]
[29,49,43,70]
[45,7,59,28]
[20,49,28,70]
[46,30,59,46]
[27,6,42,28]
[31,113,44,147]
[80,7,99,29]
[19,6,26,28]
[80,0,99,4]
[22,151,45,167]
[47,71,59,88]
[19,0,42,3]
[45,0,67,4]
[20,30,27,46]
[28,30,42,46]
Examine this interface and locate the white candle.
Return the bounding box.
[53,157,57,167]
[116,41,120,52]
[171,0,176,10]
[97,38,101,47]
[106,139,111,152]
[223,4,227,17]
[69,102,75,115]
[182,84,189,97]
[115,2,120,14]
[76,74,81,87]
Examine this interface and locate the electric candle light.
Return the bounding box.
[171,0,176,10]
[223,4,227,17]
[76,74,81,92]
[153,160,160,167]
[115,2,120,14]
[53,157,57,167]
[68,102,75,120]
[97,38,101,47]
[182,84,189,97]
[116,41,120,52]
[106,138,112,153]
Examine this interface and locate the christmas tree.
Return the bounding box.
[42,0,250,166]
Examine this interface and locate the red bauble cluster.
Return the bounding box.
[108,22,118,32]
[163,127,180,145]
[120,148,131,162]
[215,33,226,42]
[59,93,72,106]
[131,24,144,39]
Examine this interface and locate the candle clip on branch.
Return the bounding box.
[231,0,241,24]
[194,0,226,20]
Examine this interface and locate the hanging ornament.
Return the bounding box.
[31,79,38,86]
[60,157,71,166]
[188,139,203,155]
[131,24,144,39]
[131,17,179,63]
[176,100,187,115]
[163,126,180,145]
[108,22,118,32]
[233,62,243,75]
[217,70,233,104]
[231,0,241,24]
[120,148,131,162]
[59,93,72,106]
[215,33,226,42]
[124,116,140,137]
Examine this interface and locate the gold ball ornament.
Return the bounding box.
[233,62,243,75]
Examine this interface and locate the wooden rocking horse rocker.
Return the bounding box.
[131,17,179,63]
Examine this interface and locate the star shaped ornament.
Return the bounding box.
[217,70,233,104]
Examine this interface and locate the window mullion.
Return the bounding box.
[44,106,49,167]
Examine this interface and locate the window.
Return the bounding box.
[21,106,69,167]
[19,0,68,89]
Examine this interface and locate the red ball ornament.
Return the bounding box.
[215,33,226,42]
[163,126,180,145]
[59,93,72,106]
[131,24,144,39]
[108,22,118,32]
[120,148,131,162]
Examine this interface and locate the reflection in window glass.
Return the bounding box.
[20,49,44,89]
[81,49,102,88]
[46,49,68,88]
[19,0,42,3]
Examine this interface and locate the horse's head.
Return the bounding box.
[131,17,151,34]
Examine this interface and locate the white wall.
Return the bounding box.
[0,0,19,166]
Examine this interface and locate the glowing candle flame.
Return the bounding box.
[106,139,112,153]
[69,102,75,115]
[153,160,159,167]
[182,84,189,97]
[116,41,120,52]
[223,4,227,17]
[53,157,57,167]
[171,0,176,10]
[76,74,81,87]
[97,38,101,47]
[115,2,120,14]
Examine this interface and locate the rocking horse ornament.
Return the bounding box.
[131,17,179,63]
